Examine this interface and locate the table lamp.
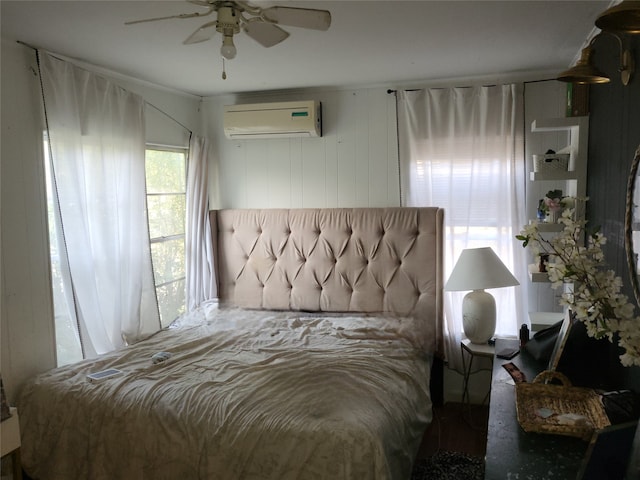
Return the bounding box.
[445,247,520,344]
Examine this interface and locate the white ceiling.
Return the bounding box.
[1,1,611,97]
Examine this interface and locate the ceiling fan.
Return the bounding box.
[125,1,331,60]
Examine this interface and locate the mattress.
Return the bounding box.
[18,301,433,480]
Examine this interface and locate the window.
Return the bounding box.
[397,85,526,371]
[45,142,187,366]
[145,147,187,327]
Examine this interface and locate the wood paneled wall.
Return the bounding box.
[202,89,400,209]
[587,34,640,389]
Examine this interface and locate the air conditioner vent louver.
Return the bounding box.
[224,101,322,139]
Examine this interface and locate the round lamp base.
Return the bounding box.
[462,289,496,344]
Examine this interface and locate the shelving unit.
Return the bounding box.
[530,116,588,202]
[527,116,588,324]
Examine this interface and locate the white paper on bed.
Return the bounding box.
[18,302,433,480]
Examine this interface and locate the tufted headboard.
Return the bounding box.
[209,207,444,352]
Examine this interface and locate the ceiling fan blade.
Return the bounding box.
[125,8,213,25]
[243,21,289,47]
[261,7,331,31]
[183,21,218,44]
[187,0,215,6]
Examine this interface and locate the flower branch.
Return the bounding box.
[517,205,640,367]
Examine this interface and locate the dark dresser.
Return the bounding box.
[485,338,588,479]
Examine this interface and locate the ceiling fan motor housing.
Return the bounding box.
[216,5,240,35]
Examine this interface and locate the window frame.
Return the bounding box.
[145,144,188,327]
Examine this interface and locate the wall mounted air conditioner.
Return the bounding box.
[223,100,322,139]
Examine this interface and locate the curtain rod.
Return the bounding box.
[388,78,558,94]
[388,84,500,94]
[18,40,193,136]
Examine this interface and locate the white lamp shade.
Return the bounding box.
[445,247,519,344]
[444,247,519,291]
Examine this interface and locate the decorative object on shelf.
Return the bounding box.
[517,206,640,367]
[538,189,566,223]
[536,200,546,222]
[444,247,520,344]
[533,149,570,173]
[538,253,549,273]
[566,83,589,117]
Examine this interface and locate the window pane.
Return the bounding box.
[157,279,186,327]
[151,238,185,285]
[147,194,185,238]
[145,146,187,327]
[145,149,186,194]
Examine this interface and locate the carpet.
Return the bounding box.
[411,451,485,480]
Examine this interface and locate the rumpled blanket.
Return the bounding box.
[18,302,433,480]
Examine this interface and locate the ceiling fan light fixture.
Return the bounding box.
[557,46,611,84]
[127,1,332,62]
[221,35,237,59]
[595,1,640,34]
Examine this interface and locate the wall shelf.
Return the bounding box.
[531,117,586,132]
[528,264,550,283]
[531,222,564,233]
[529,171,578,181]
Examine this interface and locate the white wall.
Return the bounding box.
[0,39,201,402]
[1,41,56,403]
[201,89,400,209]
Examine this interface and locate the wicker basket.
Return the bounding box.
[533,153,570,172]
[515,370,610,440]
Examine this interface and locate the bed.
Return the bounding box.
[17,207,444,480]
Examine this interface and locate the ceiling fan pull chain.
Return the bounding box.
[222,58,227,80]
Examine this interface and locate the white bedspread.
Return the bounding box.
[18,302,433,480]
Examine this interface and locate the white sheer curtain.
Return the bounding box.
[397,85,527,371]
[186,135,217,311]
[39,52,160,358]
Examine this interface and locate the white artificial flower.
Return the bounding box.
[516,202,640,366]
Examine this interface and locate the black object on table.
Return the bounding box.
[485,338,588,479]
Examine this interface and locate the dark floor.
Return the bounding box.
[416,402,490,459]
